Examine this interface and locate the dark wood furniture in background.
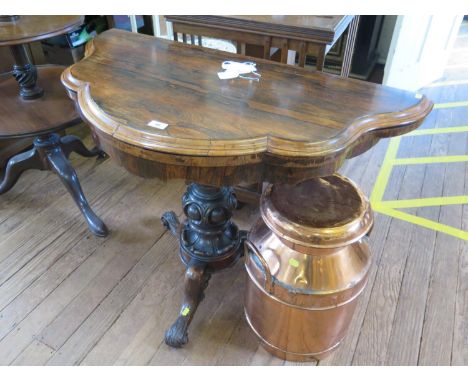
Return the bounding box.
[0,15,107,237]
[62,29,432,348]
[106,15,156,35]
[350,15,385,79]
[166,15,359,77]
[0,22,53,166]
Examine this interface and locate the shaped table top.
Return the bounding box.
[0,15,83,46]
[62,29,432,185]
[63,29,432,157]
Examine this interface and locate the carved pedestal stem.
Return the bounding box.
[162,183,247,347]
[9,44,44,100]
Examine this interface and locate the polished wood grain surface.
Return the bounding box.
[0,66,80,138]
[0,16,83,46]
[62,29,432,185]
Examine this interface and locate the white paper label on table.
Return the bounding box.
[217,61,261,81]
[147,120,169,130]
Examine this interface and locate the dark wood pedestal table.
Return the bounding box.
[62,29,433,348]
[0,15,107,236]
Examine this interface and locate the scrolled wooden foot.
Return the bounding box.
[161,211,181,237]
[165,261,210,348]
[0,146,42,194]
[60,135,103,158]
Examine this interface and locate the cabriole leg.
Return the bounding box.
[28,133,109,237]
[35,134,108,237]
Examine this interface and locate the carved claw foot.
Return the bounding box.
[164,316,189,348]
[165,261,210,348]
[164,184,244,347]
[161,211,181,237]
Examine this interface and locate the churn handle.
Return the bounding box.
[244,240,273,294]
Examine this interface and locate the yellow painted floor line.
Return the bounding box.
[407,126,468,136]
[369,40,468,240]
[434,100,468,109]
[370,137,401,205]
[379,196,468,209]
[426,79,468,87]
[373,205,468,241]
[393,155,468,165]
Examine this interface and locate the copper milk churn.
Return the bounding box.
[244,174,373,361]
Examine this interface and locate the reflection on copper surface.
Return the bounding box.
[244,174,373,361]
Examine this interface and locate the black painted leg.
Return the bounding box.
[162,183,247,347]
[161,211,181,237]
[164,261,211,347]
[0,146,42,194]
[0,133,108,237]
[60,135,104,158]
[38,135,108,237]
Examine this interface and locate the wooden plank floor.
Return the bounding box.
[1,24,468,366]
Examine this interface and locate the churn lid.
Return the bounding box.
[260,174,373,249]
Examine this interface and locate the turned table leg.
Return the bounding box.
[9,44,44,100]
[0,132,108,237]
[162,183,247,347]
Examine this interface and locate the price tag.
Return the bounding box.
[147,120,168,130]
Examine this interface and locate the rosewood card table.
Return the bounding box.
[0,15,108,237]
[62,28,432,348]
